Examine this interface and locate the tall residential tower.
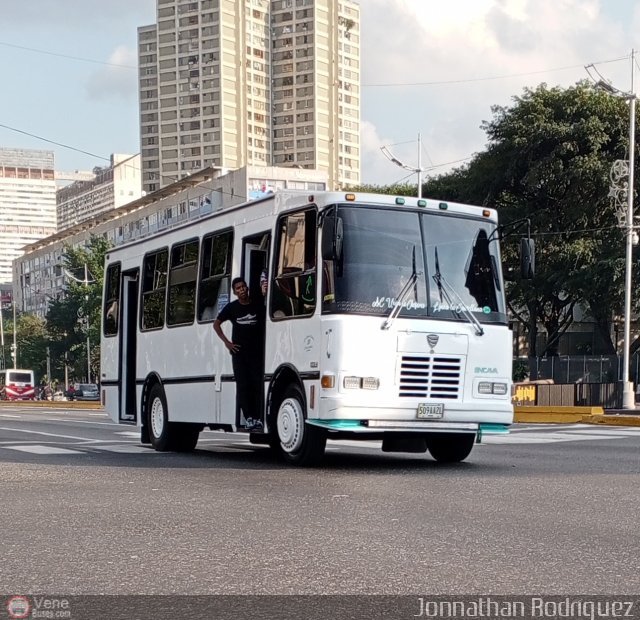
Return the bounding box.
[138,0,360,194]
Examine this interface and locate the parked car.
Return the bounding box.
[75,383,99,401]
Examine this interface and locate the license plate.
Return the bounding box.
[416,403,444,419]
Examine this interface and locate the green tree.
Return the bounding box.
[46,236,110,383]
[424,82,634,356]
[347,182,418,196]
[1,310,47,380]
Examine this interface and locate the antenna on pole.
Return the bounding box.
[380,134,424,198]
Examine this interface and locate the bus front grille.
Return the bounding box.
[398,355,462,399]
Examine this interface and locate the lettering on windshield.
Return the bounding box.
[372,297,427,311]
[432,301,492,314]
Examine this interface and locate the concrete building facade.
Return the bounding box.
[138,0,360,195]
[14,165,327,317]
[0,148,57,285]
[56,154,143,231]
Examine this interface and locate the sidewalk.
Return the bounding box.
[514,405,640,426]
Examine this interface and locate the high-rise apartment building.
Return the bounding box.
[138,0,360,194]
[0,148,57,284]
[56,153,142,231]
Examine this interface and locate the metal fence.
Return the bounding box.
[512,355,639,408]
[521,354,640,384]
[513,382,620,408]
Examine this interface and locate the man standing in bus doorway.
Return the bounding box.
[213,276,267,431]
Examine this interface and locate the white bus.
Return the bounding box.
[101,190,528,466]
[0,369,36,401]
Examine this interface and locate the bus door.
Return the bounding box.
[243,234,269,299]
[118,269,139,423]
[242,233,270,423]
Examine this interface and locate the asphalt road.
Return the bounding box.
[0,406,639,597]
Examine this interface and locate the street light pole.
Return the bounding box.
[380,134,425,198]
[12,296,17,370]
[0,297,4,370]
[84,263,91,383]
[622,55,636,409]
[591,51,638,408]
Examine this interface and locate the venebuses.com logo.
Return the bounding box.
[6,596,31,619]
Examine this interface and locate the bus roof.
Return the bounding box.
[105,190,498,258]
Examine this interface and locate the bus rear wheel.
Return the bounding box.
[270,384,326,466]
[146,384,199,452]
[426,433,475,463]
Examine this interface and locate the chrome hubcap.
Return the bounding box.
[277,397,304,453]
[150,396,164,439]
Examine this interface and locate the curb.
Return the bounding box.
[0,401,103,410]
[585,414,640,427]
[514,405,640,427]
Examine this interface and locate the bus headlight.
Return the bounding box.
[478,381,508,395]
[492,382,508,395]
[343,376,380,390]
[361,377,380,390]
[343,376,361,389]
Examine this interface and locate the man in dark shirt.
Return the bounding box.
[213,277,266,430]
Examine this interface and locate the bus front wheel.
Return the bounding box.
[426,433,475,463]
[270,384,326,466]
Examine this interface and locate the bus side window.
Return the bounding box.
[141,249,168,331]
[198,230,233,322]
[104,262,121,336]
[271,209,317,319]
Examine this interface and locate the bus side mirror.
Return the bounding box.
[321,216,343,261]
[520,238,535,279]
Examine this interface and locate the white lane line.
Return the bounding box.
[0,426,101,442]
[567,428,640,435]
[5,445,85,455]
[115,431,141,437]
[94,444,153,454]
[0,414,21,419]
[42,418,116,426]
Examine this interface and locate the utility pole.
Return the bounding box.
[0,295,4,370]
[12,297,17,369]
[63,331,69,390]
[590,50,637,408]
[417,133,422,199]
[381,134,425,198]
[84,263,91,383]
[66,264,95,383]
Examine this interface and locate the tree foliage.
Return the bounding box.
[423,82,635,356]
[45,236,110,383]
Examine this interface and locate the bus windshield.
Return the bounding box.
[322,205,507,324]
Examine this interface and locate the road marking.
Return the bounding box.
[115,431,141,437]
[484,428,640,444]
[94,444,153,454]
[43,418,116,426]
[0,414,21,419]
[0,426,100,442]
[5,445,85,455]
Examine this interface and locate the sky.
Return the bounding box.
[1,0,640,188]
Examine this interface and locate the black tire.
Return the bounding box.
[269,384,326,466]
[146,384,174,451]
[173,423,200,452]
[146,385,200,452]
[426,433,475,463]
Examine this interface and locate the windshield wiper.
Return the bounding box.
[381,246,419,330]
[433,247,485,337]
